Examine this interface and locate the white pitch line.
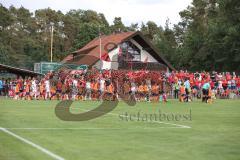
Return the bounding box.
[77,108,191,129]
[146,120,191,128]
[0,127,65,160]
[3,128,122,130]
[2,127,182,130]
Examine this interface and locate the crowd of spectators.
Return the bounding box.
[0,69,239,102]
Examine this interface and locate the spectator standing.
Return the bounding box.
[0,78,3,96]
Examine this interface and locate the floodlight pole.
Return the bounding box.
[50,25,54,63]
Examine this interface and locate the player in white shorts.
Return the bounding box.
[31,78,37,100]
[45,79,51,100]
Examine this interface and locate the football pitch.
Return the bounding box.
[0,99,240,160]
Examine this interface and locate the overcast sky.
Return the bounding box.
[1,0,192,27]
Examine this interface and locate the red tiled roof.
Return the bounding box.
[77,31,135,54]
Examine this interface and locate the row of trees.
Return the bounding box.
[0,5,110,69]
[0,0,239,71]
[174,0,240,71]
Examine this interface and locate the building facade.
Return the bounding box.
[62,31,175,71]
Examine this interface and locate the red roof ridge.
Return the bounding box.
[73,31,136,53]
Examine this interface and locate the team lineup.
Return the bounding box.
[1,70,238,103]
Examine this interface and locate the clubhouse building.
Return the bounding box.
[62,31,175,71]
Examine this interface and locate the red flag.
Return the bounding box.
[101,52,110,62]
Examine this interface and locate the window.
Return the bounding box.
[119,41,141,61]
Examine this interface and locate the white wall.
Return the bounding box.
[130,39,158,63]
[93,38,158,70]
[141,50,158,62]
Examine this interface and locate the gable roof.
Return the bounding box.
[62,31,175,70]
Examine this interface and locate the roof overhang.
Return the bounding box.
[0,64,43,77]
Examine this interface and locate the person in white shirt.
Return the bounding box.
[31,78,37,100]
[131,81,137,101]
[99,78,105,101]
[85,80,91,100]
[72,78,78,100]
[45,79,51,100]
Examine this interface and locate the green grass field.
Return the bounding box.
[0,99,240,160]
